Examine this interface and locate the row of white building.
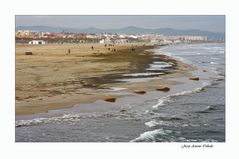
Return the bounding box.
[26,33,208,45]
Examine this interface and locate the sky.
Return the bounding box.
[16,15,225,33]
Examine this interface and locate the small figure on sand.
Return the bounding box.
[68,49,71,54]
[105,44,107,47]
[91,46,94,50]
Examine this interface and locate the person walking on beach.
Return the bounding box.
[91,46,94,50]
[68,49,71,54]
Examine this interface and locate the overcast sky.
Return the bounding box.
[16,15,225,33]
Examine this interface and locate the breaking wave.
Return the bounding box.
[16,114,82,127]
[152,81,213,109]
[130,129,172,142]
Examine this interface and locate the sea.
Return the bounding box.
[15,43,225,142]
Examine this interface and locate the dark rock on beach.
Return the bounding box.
[104,97,116,102]
[156,87,170,92]
[25,52,33,55]
[189,77,200,81]
[133,90,146,94]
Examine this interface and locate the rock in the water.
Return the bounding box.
[201,88,206,91]
[156,87,170,92]
[189,77,199,81]
[133,90,146,94]
[120,109,126,113]
[104,97,116,102]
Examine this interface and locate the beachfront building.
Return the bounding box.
[16,30,42,38]
[16,30,31,38]
[99,37,113,44]
[179,36,208,41]
[99,39,105,44]
[173,39,182,44]
[114,38,129,44]
[86,34,98,39]
[28,40,46,45]
[159,39,173,45]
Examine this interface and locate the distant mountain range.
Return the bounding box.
[16,25,225,41]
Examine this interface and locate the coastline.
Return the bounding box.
[15,43,225,142]
[16,43,195,116]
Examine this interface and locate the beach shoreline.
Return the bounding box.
[16,43,195,116]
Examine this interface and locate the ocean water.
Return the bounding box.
[15,43,225,142]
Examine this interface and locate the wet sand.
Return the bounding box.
[16,43,195,115]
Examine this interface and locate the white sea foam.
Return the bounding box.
[153,61,169,64]
[152,83,212,110]
[16,114,81,127]
[146,63,172,71]
[152,97,171,109]
[202,81,213,87]
[182,124,189,127]
[155,51,172,56]
[215,75,225,81]
[110,87,127,91]
[152,89,202,109]
[210,62,218,65]
[123,72,164,77]
[145,120,159,127]
[171,88,202,97]
[130,129,172,142]
[119,77,161,83]
[211,57,221,60]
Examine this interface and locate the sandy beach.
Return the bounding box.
[15,43,225,142]
[16,43,195,115]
